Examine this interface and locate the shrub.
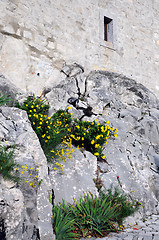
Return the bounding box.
[52,188,139,239]
[0,145,19,182]
[17,95,118,170]
[70,118,118,159]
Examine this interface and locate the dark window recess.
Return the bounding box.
[104,16,113,43]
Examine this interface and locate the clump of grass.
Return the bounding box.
[52,187,139,239]
[0,145,19,182]
[0,93,11,106]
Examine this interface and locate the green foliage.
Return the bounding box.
[17,95,73,170]
[0,93,11,106]
[0,145,19,182]
[53,202,78,240]
[17,95,118,170]
[52,188,138,239]
[100,187,139,225]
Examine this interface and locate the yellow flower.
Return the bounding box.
[48,126,50,129]
[33,109,36,112]
[30,110,32,112]
[14,168,17,171]
[76,125,80,129]
[45,140,48,143]
[21,171,24,174]
[106,121,109,124]
[29,115,31,117]
[47,136,50,139]
[42,134,45,138]
[37,126,41,128]
[114,134,118,138]
[36,105,38,107]
[91,140,95,144]
[33,122,35,125]
[39,122,42,125]
[68,107,71,110]
[96,135,101,140]
[94,152,99,156]
[61,149,64,155]
[101,155,105,159]
[81,137,84,141]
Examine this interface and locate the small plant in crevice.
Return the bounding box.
[52,187,139,239]
[70,118,118,160]
[0,142,40,187]
[0,145,20,182]
[15,163,40,188]
[0,93,11,106]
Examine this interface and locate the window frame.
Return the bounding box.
[99,9,116,50]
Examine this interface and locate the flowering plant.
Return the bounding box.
[71,118,118,159]
[17,95,118,170]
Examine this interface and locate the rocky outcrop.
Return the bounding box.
[0,105,55,240]
[45,66,159,223]
[0,66,159,239]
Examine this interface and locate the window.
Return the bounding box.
[99,9,115,50]
[104,16,113,43]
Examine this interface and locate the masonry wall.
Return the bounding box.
[0,0,159,96]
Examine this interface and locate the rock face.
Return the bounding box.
[0,105,55,239]
[49,147,98,204]
[45,67,159,222]
[0,67,159,239]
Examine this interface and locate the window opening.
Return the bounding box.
[104,16,113,42]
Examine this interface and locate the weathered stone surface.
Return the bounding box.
[0,68,159,239]
[46,70,159,225]
[49,147,98,204]
[0,106,55,240]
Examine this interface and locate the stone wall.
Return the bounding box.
[0,0,159,96]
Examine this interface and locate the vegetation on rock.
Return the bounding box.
[17,95,118,171]
[52,187,139,239]
[0,145,19,182]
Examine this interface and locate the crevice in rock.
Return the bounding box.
[0,30,22,40]
[0,219,6,240]
[94,166,104,192]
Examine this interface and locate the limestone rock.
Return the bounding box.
[46,70,159,222]
[49,147,98,204]
[0,106,55,240]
